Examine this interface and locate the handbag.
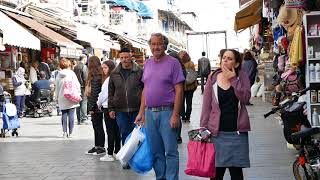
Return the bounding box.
[116,126,145,166]
[185,141,216,178]
[185,128,216,178]
[63,79,81,103]
[128,127,153,174]
[185,68,197,85]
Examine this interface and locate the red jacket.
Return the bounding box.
[200,69,251,136]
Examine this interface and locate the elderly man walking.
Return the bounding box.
[135,33,185,180]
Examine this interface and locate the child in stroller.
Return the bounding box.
[0,85,19,137]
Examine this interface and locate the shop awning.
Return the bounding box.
[0,11,40,50]
[234,0,262,32]
[5,11,83,49]
[76,24,112,50]
[137,2,153,19]
[111,0,139,11]
[108,40,121,50]
[119,35,148,49]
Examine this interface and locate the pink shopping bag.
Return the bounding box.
[63,80,81,103]
[184,140,216,178]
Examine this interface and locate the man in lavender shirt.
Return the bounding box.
[135,33,185,180]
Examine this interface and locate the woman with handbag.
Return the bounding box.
[55,58,80,138]
[85,56,106,155]
[200,49,251,180]
[97,60,121,161]
[179,51,198,123]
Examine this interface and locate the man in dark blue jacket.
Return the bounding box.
[32,71,51,92]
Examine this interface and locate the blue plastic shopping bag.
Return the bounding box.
[128,127,154,174]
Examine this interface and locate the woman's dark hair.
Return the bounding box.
[219,49,227,60]
[221,49,242,76]
[102,60,115,77]
[243,51,254,61]
[85,56,104,96]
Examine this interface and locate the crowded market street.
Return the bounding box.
[0,88,295,180]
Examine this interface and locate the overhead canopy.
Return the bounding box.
[234,0,262,32]
[0,11,40,50]
[110,0,139,11]
[119,35,148,49]
[5,11,83,49]
[137,2,153,19]
[76,24,112,50]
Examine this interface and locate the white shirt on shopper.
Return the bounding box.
[97,77,109,109]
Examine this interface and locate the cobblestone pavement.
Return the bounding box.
[0,89,295,180]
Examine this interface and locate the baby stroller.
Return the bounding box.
[25,88,54,118]
[0,86,19,138]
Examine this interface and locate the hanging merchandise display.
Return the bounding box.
[289,25,304,67]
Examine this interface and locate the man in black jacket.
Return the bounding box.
[74,54,88,125]
[198,52,211,94]
[108,48,143,167]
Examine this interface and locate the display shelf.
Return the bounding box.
[304,12,320,127]
[307,36,320,38]
[309,81,320,84]
[308,58,320,60]
[310,103,320,105]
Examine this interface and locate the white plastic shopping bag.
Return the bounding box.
[116,126,145,165]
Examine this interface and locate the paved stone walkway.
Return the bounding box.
[0,89,295,180]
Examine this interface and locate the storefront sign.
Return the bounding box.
[60,47,81,59]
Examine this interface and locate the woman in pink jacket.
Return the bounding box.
[200,49,251,180]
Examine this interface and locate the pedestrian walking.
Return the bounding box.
[179,51,197,123]
[98,60,121,162]
[108,47,143,168]
[200,49,251,180]
[242,51,258,106]
[198,51,211,94]
[12,67,27,118]
[39,60,51,80]
[74,54,89,125]
[169,52,186,144]
[29,61,39,84]
[55,58,81,138]
[135,33,185,180]
[85,56,106,155]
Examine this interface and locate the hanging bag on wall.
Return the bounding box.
[289,26,304,67]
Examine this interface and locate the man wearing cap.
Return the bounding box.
[108,47,143,167]
[74,54,88,125]
[135,33,184,180]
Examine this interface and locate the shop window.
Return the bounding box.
[110,7,124,25]
[162,20,169,33]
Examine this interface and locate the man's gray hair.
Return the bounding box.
[148,33,169,50]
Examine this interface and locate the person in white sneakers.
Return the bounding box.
[97,60,121,162]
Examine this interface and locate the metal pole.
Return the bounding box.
[224,31,228,49]
[205,33,208,58]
